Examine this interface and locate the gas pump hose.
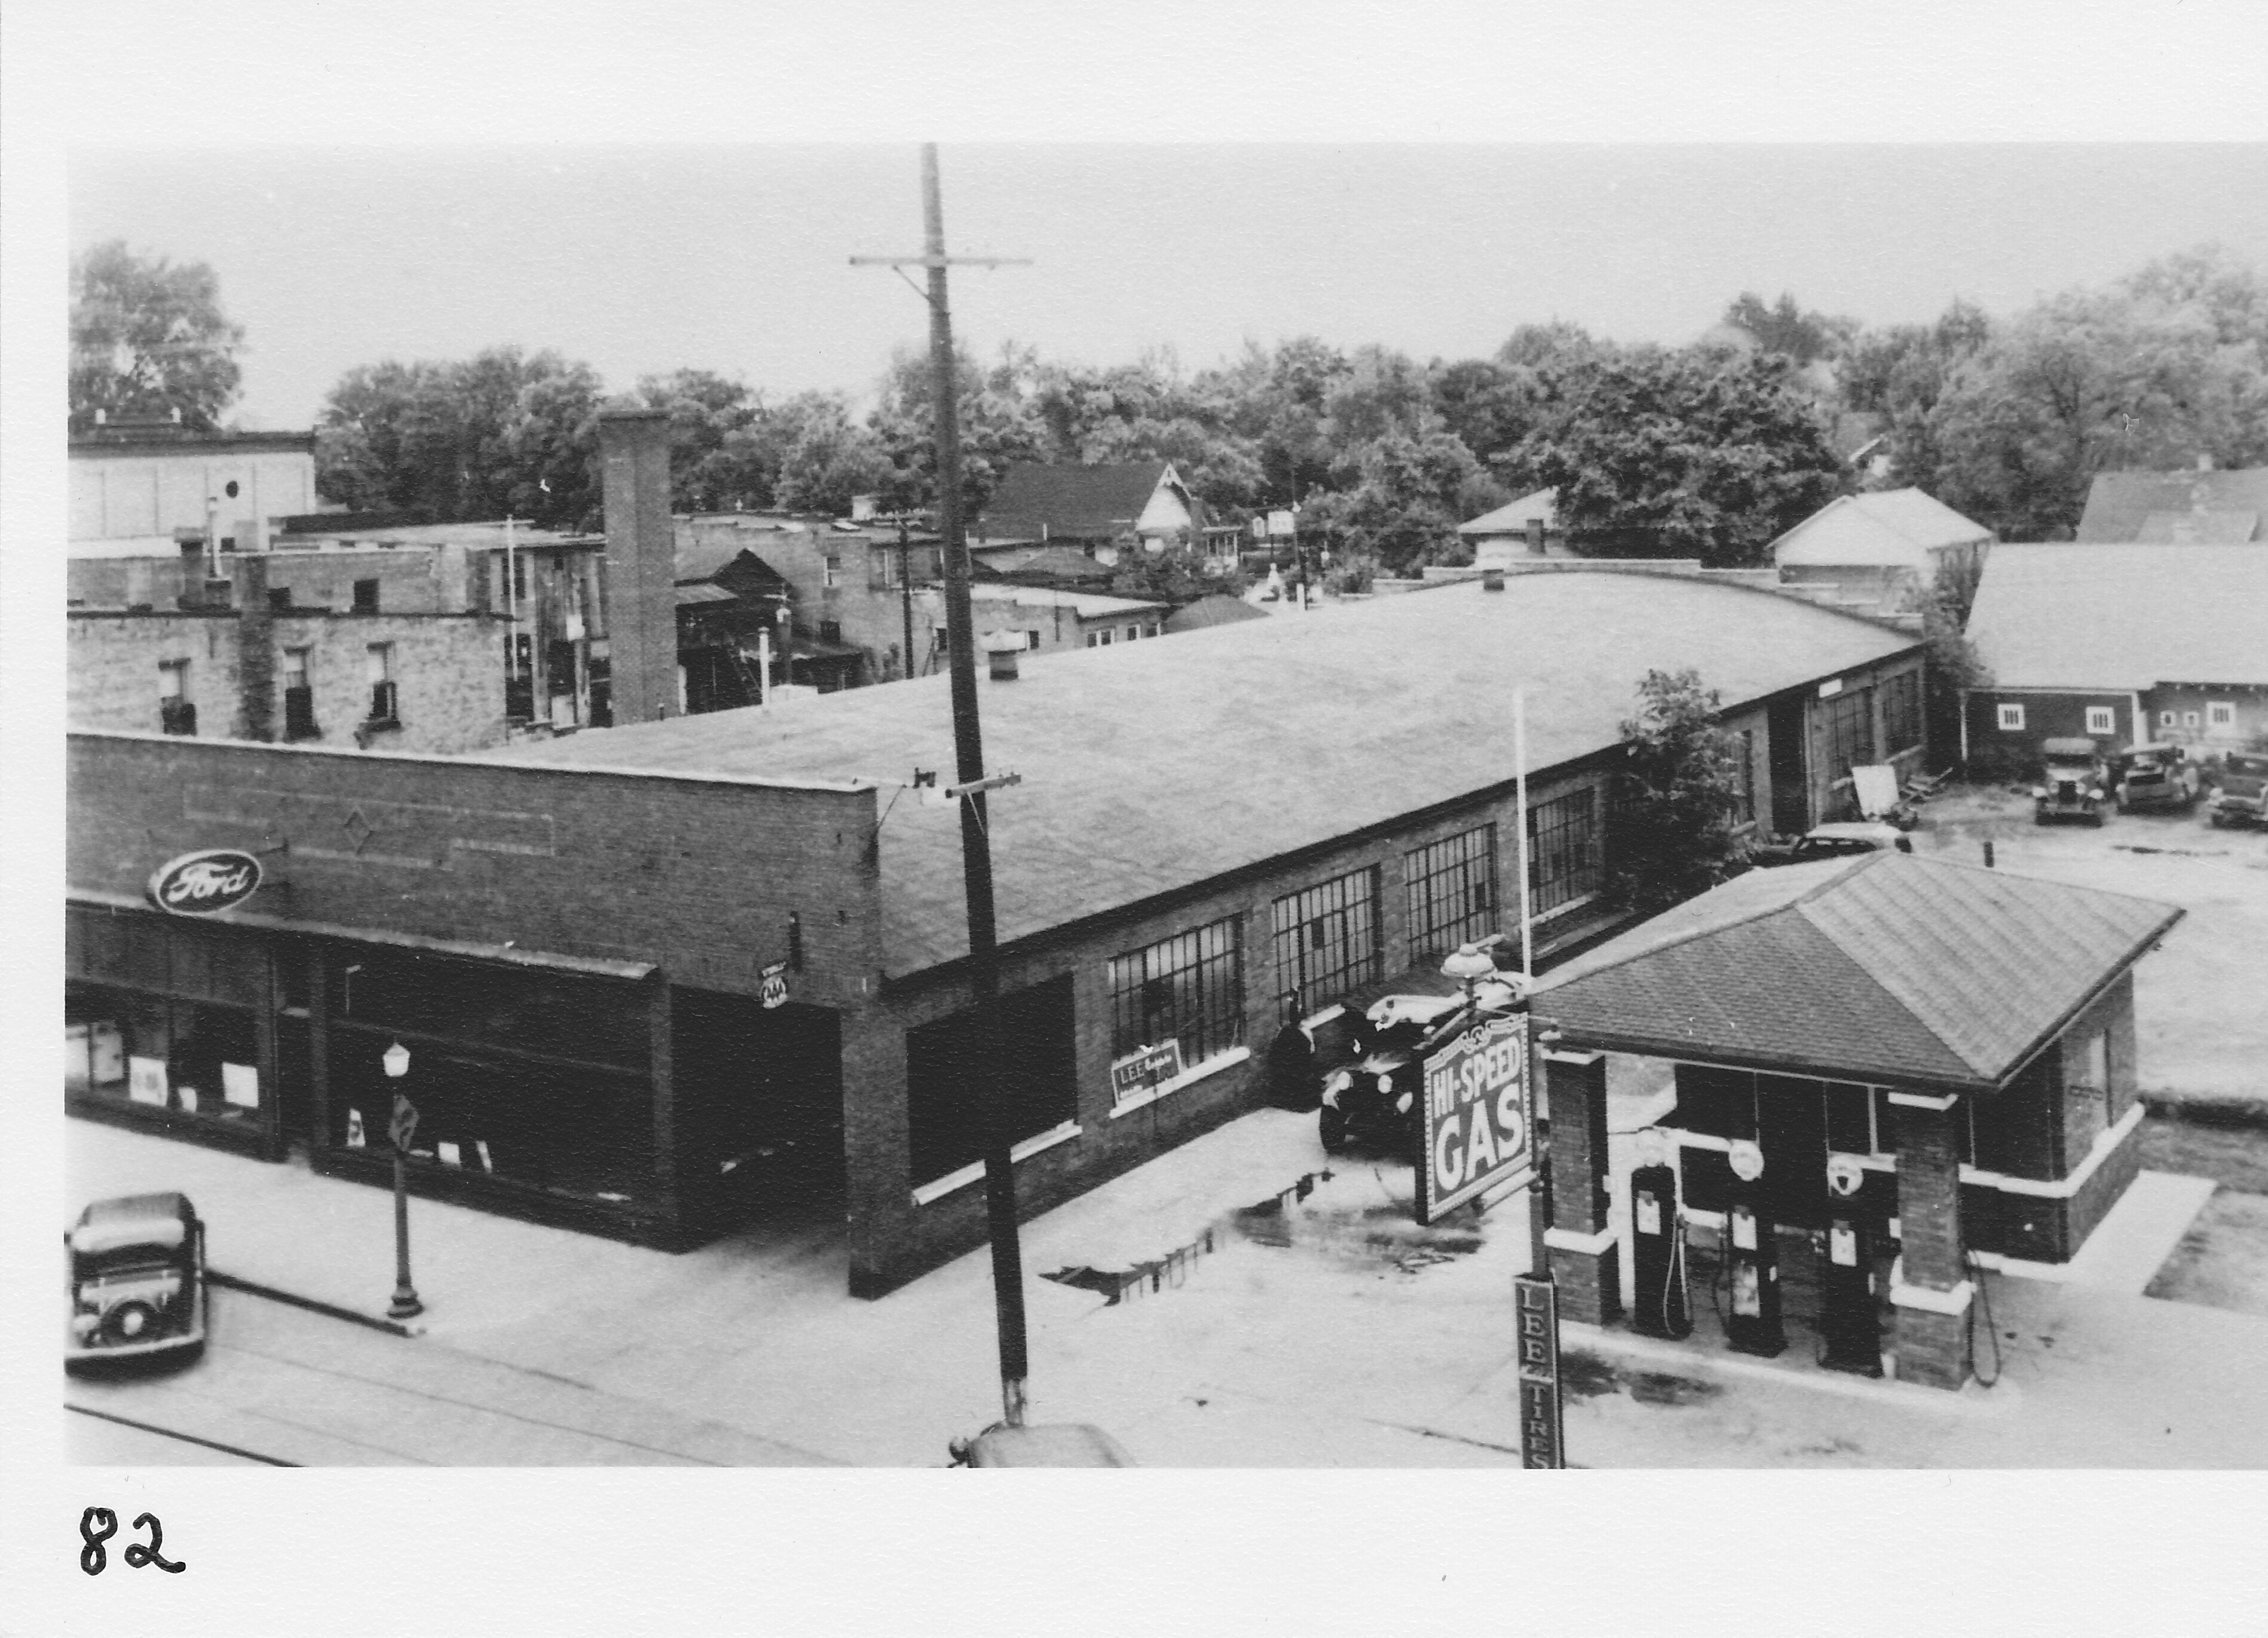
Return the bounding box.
[1963,1248,2004,1388]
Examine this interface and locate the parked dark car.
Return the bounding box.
[2034,738,2109,826]
[66,1192,206,1371]
[2207,750,2268,829]
[2114,742,2199,813]
[1318,981,1521,1156]
[1748,821,1905,867]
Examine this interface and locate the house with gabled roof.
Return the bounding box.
[2075,466,2268,543]
[1962,542,2268,765]
[1769,488,1993,614]
[1532,848,2182,1387]
[975,461,1210,561]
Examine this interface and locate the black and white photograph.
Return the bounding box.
[6,4,2266,1633]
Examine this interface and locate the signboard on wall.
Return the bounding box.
[1417,1012,1532,1223]
[759,961,790,1010]
[145,849,263,916]
[1109,1040,1185,1107]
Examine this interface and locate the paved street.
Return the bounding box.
[66,1086,2268,1468]
[66,1281,836,1466]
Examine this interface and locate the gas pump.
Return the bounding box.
[1816,1153,1881,1376]
[1721,1140,1784,1357]
[1628,1130,1690,1339]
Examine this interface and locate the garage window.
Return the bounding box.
[2085,706,2116,736]
[2208,701,2236,729]
[1996,703,2026,731]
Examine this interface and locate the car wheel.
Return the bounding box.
[101,1300,161,1346]
[1319,1105,1348,1154]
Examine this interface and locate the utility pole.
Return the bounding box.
[854,146,1036,1427]
[896,513,919,681]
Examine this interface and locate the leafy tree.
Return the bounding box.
[764,392,895,516]
[1510,347,1843,565]
[1495,321,1605,372]
[70,241,245,431]
[1721,291,1857,366]
[1610,669,1751,915]
[1920,552,1992,768]
[636,368,770,511]
[1924,284,2268,538]
[868,344,1046,516]
[314,346,604,528]
[1429,357,1537,469]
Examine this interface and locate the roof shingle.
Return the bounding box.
[1964,542,2268,691]
[1533,852,2181,1088]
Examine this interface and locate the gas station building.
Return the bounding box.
[1527,850,2182,1388]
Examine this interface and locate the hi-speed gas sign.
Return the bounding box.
[1417,1012,1533,1223]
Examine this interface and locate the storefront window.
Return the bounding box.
[905,978,1077,1189]
[325,948,657,1207]
[66,907,270,1135]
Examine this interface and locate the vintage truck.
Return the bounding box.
[2034,737,2109,826]
[2207,750,2268,829]
[2113,742,2200,813]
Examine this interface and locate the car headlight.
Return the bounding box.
[2090,788,2105,799]
[1394,1092,1413,1115]
[1376,1072,1393,1095]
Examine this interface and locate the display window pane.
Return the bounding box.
[66,982,262,1126]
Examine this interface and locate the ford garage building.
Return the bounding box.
[68,568,1931,1297]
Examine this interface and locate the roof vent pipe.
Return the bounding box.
[981,630,1024,682]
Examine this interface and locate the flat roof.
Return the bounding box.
[498,573,1919,975]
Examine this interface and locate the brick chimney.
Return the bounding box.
[232,551,276,742]
[597,407,680,726]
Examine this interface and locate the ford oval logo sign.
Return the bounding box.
[146,849,263,916]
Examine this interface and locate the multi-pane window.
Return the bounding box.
[1405,826,1498,961]
[1997,703,2026,731]
[2159,709,2177,728]
[366,643,398,723]
[1824,687,1874,780]
[1527,788,1603,917]
[1272,868,1382,1016]
[1729,730,1757,827]
[2084,706,2117,736]
[1880,670,1923,754]
[2208,701,2236,729]
[158,660,195,736]
[282,647,317,740]
[822,554,842,588]
[1109,918,1244,1068]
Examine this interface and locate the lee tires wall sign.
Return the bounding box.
[145,850,264,916]
[1417,1012,1532,1223]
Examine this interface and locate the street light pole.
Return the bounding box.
[381,1041,423,1321]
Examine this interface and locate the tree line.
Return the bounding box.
[71,239,2268,572]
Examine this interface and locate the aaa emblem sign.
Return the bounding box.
[1416,1012,1532,1223]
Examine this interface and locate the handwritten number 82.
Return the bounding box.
[79,1508,185,1575]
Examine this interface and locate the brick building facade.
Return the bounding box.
[70,571,1930,1297]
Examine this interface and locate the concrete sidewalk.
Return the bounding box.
[67,1110,2265,1467]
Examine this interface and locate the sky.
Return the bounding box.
[68,143,2268,430]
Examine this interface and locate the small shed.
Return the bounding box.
[1525,849,2180,1389]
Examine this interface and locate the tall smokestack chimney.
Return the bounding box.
[597,406,680,726]
[233,552,275,742]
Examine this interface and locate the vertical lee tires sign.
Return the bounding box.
[1416,1011,1533,1223]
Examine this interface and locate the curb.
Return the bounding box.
[208,1270,425,1338]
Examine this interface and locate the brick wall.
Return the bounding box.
[71,610,510,755]
[68,732,883,1004]
[69,613,239,736]
[1894,1100,1965,1289]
